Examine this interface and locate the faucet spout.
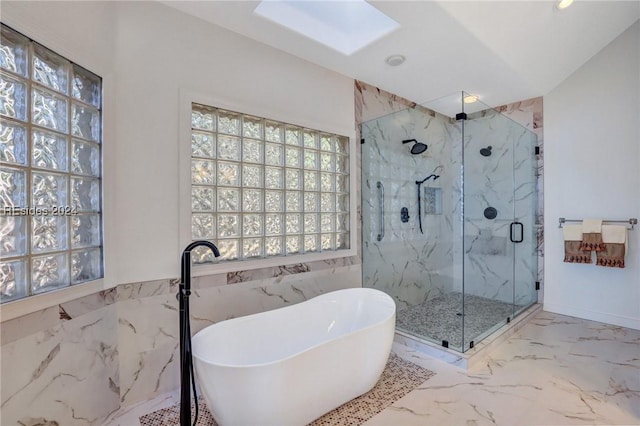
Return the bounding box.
[182,240,221,258]
[181,241,220,291]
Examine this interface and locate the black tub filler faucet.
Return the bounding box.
[178,241,220,426]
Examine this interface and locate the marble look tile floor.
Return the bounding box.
[367,310,640,426]
[396,292,522,350]
[103,310,640,426]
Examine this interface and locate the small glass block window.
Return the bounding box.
[0,24,103,303]
[190,103,350,263]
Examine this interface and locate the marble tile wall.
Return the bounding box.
[1,258,360,425]
[460,108,538,305]
[496,98,544,303]
[358,84,458,309]
[1,290,120,426]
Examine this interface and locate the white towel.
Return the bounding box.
[602,225,628,253]
[582,219,602,233]
[598,225,628,267]
[581,218,605,251]
[564,224,591,263]
[563,224,583,241]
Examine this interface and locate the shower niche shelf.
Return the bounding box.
[423,187,442,215]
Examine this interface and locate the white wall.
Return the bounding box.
[113,2,355,284]
[544,21,639,329]
[2,1,355,289]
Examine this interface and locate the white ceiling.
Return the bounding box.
[161,1,640,109]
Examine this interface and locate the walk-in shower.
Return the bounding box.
[361,92,538,352]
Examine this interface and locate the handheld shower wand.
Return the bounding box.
[416,174,440,233]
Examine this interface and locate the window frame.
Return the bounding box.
[179,90,357,276]
[0,20,112,322]
[0,24,104,300]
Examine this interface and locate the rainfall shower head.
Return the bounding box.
[402,139,428,155]
[480,146,493,157]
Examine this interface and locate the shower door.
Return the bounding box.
[513,125,538,314]
[461,104,538,350]
[361,106,461,349]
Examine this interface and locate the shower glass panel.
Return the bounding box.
[361,92,538,353]
[513,117,539,316]
[361,106,463,351]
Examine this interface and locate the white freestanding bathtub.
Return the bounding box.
[191,287,396,426]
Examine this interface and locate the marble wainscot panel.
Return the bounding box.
[1,258,360,423]
[1,290,119,426]
[117,262,360,407]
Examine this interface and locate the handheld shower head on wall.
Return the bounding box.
[416,174,440,185]
[402,139,428,155]
[415,174,440,233]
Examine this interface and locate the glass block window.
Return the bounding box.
[191,103,350,263]
[0,24,103,303]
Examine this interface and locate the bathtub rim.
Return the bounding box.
[192,287,396,369]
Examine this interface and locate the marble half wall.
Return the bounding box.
[0,258,360,425]
[1,290,120,426]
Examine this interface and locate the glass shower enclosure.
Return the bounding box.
[361,92,538,352]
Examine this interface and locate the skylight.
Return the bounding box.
[254,0,400,56]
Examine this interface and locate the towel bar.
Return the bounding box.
[558,217,637,230]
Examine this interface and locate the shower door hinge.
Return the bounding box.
[442,340,449,348]
[535,281,540,290]
[535,146,540,155]
[456,112,467,121]
[469,341,474,349]
[360,138,365,144]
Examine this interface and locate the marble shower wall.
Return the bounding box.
[463,98,543,305]
[496,98,544,303]
[358,83,459,309]
[459,109,537,305]
[0,259,359,425]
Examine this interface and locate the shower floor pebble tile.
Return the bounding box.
[396,292,518,349]
[103,311,640,426]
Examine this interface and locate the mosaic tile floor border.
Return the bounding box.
[396,292,522,350]
[139,352,434,426]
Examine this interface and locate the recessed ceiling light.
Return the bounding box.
[463,95,479,104]
[254,0,400,56]
[555,0,574,10]
[385,55,405,66]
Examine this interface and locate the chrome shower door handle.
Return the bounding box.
[377,181,385,241]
